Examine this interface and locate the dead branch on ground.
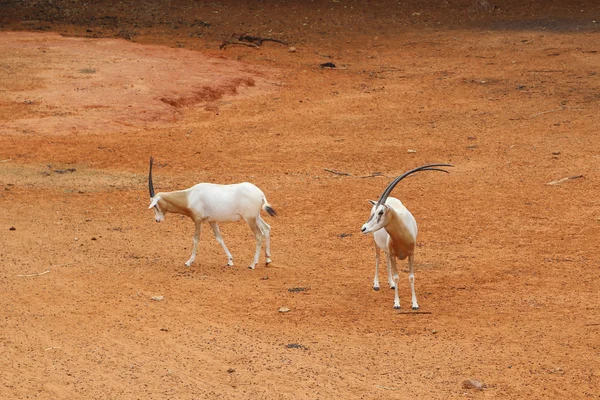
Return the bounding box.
[18,269,51,277]
[546,175,584,186]
[238,34,288,46]
[220,33,288,49]
[530,106,567,118]
[324,168,350,176]
[323,169,388,178]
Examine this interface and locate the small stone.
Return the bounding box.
[462,379,484,391]
[227,368,235,373]
[9,227,15,231]
[278,307,290,313]
[552,151,561,155]
[288,46,296,53]
[407,149,417,153]
[431,330,438,334]
[151,296,164,301]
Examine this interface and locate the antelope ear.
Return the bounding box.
[149,197,159,209]
[368,199,377,206]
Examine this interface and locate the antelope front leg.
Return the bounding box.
[390,257,400,309]
[386,253,395,289]
[408,254,419,310]
[209,222,233,266]
[185,222,202,267]
[373,246,381,291]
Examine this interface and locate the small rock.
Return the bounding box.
[227,368,235,373]
[278,307,290,313]
[286,343,308,350]
[151,296,164,301]
[462,379,484,391]
[407,149,417,153]
[288,46,296,53]
[288,287,309,293]
[552,151,561,155]
[9,227,16,231]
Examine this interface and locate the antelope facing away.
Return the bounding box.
[361,164,453,309]
[148,157,276,269]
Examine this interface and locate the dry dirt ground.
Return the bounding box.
[1,1,599,399]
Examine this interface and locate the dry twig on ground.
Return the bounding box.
[220,33,288,49]
[323,168,350,176]
[17,269,51,277]
[546,175,584,186]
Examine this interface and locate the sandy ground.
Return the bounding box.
[1,1,600,399]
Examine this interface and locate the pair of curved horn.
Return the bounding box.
[148,156,155,198]
[376,163,454,207]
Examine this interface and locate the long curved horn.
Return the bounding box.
[148,156,155,198]
[376,163,453,206]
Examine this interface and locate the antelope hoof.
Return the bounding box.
[390,286,396,290]
[265,258,272,265]
[248,265,256,270]
[412,306,420,310]
[373,286,380,291]
[393,305,401,310]
[185,261,193,267]
[227,260,234,267]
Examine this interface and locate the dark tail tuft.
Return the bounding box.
[265,205,277,217]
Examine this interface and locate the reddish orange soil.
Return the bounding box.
[1,1,599,399]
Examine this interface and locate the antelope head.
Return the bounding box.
[361,163,453,234]
[148,156,166,222]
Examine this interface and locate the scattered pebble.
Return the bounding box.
[227,368,235,373]
[286,343,308,350]
[407,149,417,153]
[151,295,164,301]
[288,46,296,53]
[288,287,309,293]
[462,379,484,391]
[278,307,290,313]
[552,151,561,155]
[9,226,15,231]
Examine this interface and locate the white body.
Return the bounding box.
[150,182,275,269]
[363,197,419,309]
[187,183,267,223]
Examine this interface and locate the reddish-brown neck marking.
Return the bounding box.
[384,209,415,260]
[158,190,191,218]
